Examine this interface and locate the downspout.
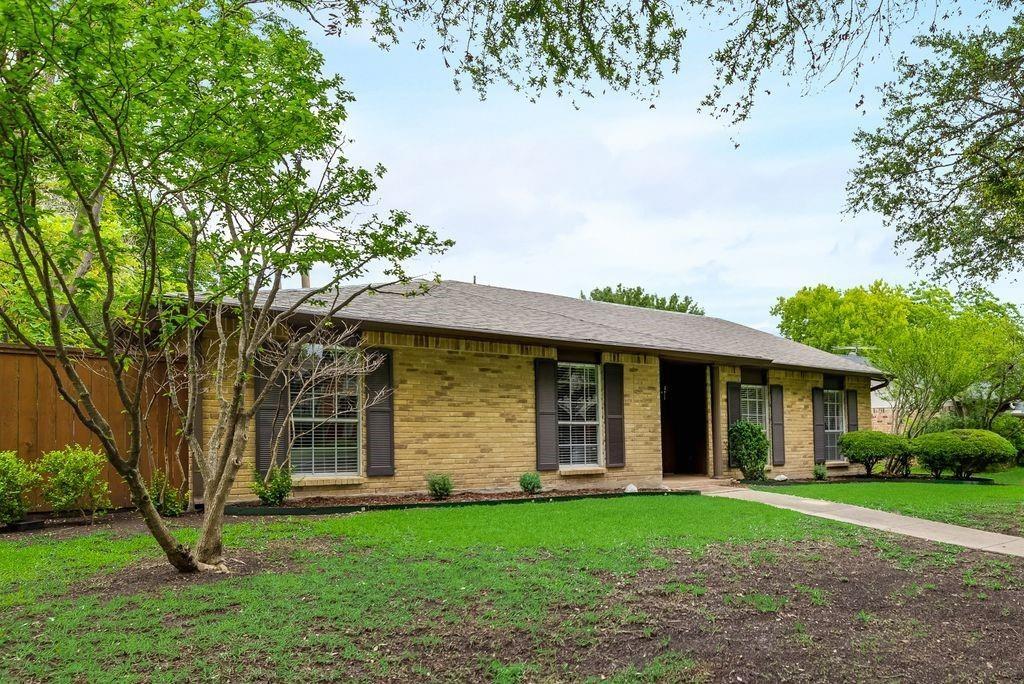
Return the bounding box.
[710,364,723,478]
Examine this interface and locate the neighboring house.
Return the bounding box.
[871,391,897,434]
[204,281,882,501]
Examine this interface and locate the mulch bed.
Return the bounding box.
[224,487,690,516]
[245,487,670,509]
[756,474,996,486]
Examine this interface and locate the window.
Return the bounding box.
[289,371,360,475]
[557,363,601,466]
[823,389,846,461]
[739,384,770,439]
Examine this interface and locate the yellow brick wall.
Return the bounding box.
[713,366,872,479]
[200,324,876,499]
[214,331,664,501]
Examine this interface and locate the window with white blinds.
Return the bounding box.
[823,389,846,461]
[556,363,601,466]
[740,384,771,443]
[289,373,360,475]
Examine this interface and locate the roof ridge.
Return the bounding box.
[448,282,769,360]
[446,279,713,321]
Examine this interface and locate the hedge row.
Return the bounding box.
[839,428,1016,479]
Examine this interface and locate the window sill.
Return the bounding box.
[825,460,850,469]
[558,466,606,476]
[291,475,364,487]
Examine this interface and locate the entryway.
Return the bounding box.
[660,361,709,476]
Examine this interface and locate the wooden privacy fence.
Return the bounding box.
[0,345,188,511]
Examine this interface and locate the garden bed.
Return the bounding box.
[225,487,696,516]
[751,474,995,486]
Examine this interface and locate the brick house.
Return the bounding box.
[209,281,882,501]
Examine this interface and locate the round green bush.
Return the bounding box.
[519,471,542,495]
[837,430,909,476]
[426,473,453,500]
[728,420,770,481]
[36,445,111,518]
[251,466,292,506]
[910,429,1016,479]
[0,451,39,525]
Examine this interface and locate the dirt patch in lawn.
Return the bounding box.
[567,537,1024,683]
[69,539,331,601]
[342,536,1024,683]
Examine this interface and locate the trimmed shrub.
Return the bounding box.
[251,466,292,506]
[813,464,827,481]
[910,429,1016,479]
[728,420,769,482]
[838,430,909,476]
[990,414,1024,465]
[36,445,111,519]
[150,471,189,517]
[426,473,453,500]
[519,471,542,495]
[0,451,39,525]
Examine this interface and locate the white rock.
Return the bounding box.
[624,483,638,493]
[773,474,789,482]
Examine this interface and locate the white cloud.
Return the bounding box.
[303,30,1022,330]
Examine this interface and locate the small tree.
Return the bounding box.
[728,420,769,481]
[837,431,908,477]
[0,0,448,571]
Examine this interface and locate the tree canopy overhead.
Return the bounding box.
[324,0,986,122]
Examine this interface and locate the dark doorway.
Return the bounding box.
[660,361,709,475]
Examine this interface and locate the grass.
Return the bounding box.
[0,495,848,683]
[754,466,1024,535]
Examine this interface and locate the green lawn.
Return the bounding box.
[3,494,1023,682]
[0,496,842,683]
[755,466,1024,535]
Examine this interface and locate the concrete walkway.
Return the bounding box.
[704,487,1024,558]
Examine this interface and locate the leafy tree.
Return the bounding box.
[583,284,704,314]
[770,281,911,353]
[849,15,1024,282]
[773,282,1024,436]
[0,0,447,571]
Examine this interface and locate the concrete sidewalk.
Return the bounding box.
[704,487,1024,558]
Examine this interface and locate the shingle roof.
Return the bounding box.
[265,280,882,376]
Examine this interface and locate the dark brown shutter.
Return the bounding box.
[812,387,826,464]
[846,389,859,432]
[365,349,395,476]
[254,364,289,477]
[770,384,785,466]
[535,358,559,471]
[726,381,741,467]
[603,363,625,468]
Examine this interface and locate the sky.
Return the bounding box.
[298,5,1018,332]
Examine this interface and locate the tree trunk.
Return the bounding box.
[194,477,228,566]
[193,431,247,567]
[122,468,199,573]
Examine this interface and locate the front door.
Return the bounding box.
[660,361,709,475]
